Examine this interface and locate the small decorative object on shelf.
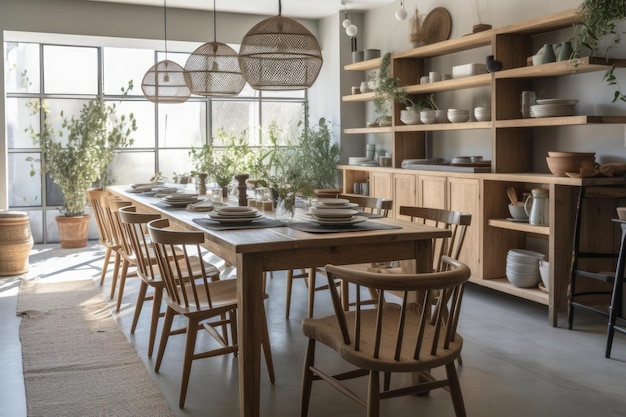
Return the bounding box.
[485,55,503,72]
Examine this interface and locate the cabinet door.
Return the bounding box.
[418,175,447,209]
[392,173,417,219]
[370,172,392,200]
[448,177,481,278]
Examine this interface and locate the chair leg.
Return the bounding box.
[148,286,163,359]
[307,268,316,318]
[286,269,295,319]
[115,261,130,312]
[300,338,316,417]
[446,362,467,417]
[155,307,175,373]
[130,280,148,334]
[367,370,380,417]
[260,305,275,384]
[109,254,122,299]
[99,247,112,286]
[179,316,200,408]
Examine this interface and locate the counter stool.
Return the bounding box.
[606,220,626,358]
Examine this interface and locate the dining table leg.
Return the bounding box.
[237,252,265,417]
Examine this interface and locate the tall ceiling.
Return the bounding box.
[84,0,396,19]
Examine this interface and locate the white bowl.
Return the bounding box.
[506,270,541,288]
[435,109,448,123]
[400,109,421,125]
[420,110,436,124]
[474,108,492,121]
[506,260,539,274]
[539,260,549,288]
[448,112,470,123]
[508,249,545,260]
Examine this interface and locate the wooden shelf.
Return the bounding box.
[495,57,626,79]
[344,58,382,71]
[475,277,550,305]
[395,121,491,132]
[488,218,550,235]
[494,8,580,36]
[344,126,393,135]
[342,91,375,102]
[495,115,626,128]
[393,30,493,59]
[404,73,492,93]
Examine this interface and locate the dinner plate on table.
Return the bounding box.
[314,202,359,209]
[310,215,367,226]
[208,211,263,223]
[316,198,351,206]
[310,208,359,218]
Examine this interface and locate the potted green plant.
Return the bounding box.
[26,81,136,248]
[573,0,626,102]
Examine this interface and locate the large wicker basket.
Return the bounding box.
[0,211,34,276]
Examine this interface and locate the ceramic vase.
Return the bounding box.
[540,44,556,64]
[557,41,573,61]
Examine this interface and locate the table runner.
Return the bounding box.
[193,217,286,230]
[287,221,402,233]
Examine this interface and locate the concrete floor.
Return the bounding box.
[1,242,626,417]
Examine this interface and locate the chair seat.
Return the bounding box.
[303,303,462,373]
[166,278,238,316]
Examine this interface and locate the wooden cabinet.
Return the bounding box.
[339,9,626,326]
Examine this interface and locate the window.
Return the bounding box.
[4,40,307,243]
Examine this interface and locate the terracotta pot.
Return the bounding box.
[56,214,90,249]
[0,211,34,276]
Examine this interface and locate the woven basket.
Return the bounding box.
[0,211,34,276]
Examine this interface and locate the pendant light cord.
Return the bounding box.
[278,0,282,16]
[213,0,217,42]
[163,0,168,57]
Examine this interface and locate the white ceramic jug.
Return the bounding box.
[524,189,550,226]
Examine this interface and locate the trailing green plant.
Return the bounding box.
[572,0,626,102]
[26,80,136,216]
[373,53,437,121]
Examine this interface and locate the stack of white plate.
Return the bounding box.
[530,98,577,118]
[160,193,201,207]
[349,157,370,166]
[208,206,263,223]
[310,198,366,226]
[474,106,491,121]
[505,249,545,288]
[447,109,470,123]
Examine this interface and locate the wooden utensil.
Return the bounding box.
[506,186,519,206]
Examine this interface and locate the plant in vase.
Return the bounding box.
[572,0,626,102]
[25,79,136,248]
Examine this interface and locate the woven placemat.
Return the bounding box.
[287,221,402,234]
[193,217,285,231]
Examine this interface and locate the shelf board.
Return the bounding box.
[393,30,493,59]
[495,57,626,80]
[475,277,549,305]
[494,8,580,36]
[495,115,626,128]
[404,73,492,93]
[342,91,375,102]
[344,126,393,135]
[344,58,382,71]
[488,218,550,235]
[395,121,491,132]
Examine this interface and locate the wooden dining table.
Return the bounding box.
[107,185,451,417]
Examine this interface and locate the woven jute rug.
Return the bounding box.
[17,279,175,417]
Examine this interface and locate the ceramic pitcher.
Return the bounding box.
[524,189,550,226]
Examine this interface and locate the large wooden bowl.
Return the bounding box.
[547,151,596,158]
[545,156,595,176]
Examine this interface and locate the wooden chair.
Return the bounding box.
[87,188,119,287]
[284,195,393,319]
[118,206,220,358]
[147,218,275,408]
[105,197,135,308]
[300,256,471,417]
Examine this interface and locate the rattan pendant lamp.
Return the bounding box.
[141,0,191,103]
[184,0,245,96]
[238,0,323,90]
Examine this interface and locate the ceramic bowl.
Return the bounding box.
[617,207,626,220]
[506,269,541,288]
[545,156,595,176]
[400,109,421,125]
[547,151,596,158]
[539,260,550,288]
[420,110,436,124]
[435,109,448,123]
[447,110,470,123]
[508,204,528,220]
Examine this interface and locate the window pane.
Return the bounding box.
[158,100,206,148]
[262,89,306,98]
[212,100,259,145]
[115,100,155,148]
[8,152,42,207]
[261,101,305,145]
[43,45,97,94]
[6,98,40,149]
[44,99,88,146]
[4,42,40,93]
[103,47,154,96]
[108,151,156,185]
[158,149,194,181]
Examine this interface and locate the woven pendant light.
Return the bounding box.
[238,0,323,91]
[184,0,245,96]
[141,0,191,103]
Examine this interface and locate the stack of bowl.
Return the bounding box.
[474,106,491,121]
[447,109,470,123]
[505,249,545,288]
[420,110,437,124]
[545,151,595,176]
